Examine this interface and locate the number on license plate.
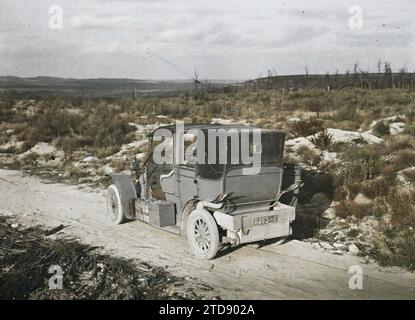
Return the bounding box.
[254,215,279,225]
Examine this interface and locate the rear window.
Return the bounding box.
[259,131,285,165]
[197,130,284,179]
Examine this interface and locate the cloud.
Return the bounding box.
[69,14,138,29]
[0,0,414,79]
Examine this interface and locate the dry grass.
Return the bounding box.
[373,120,390,136]
[309,129,333,150]
[297,145,321,166]
[385,136,414,153]
[360,177,390,199]
[290,117,325,137]
[17,103,135,152]
[0,217,211,299]
[2,87,415,270]
[392,150,415,171]
[110,159,126,172]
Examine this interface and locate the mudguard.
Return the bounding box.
[280,163,302,207]
[108,173,137,219]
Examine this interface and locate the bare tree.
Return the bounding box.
[193,70,201,90]
[353,61,359,87]
[377,59,382,73]
[383,62,393,88]
[353,61,359,74]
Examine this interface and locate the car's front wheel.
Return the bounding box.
[186,210,219,260]
[106,184,125,225]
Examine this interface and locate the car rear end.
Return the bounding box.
[213,202,296,245]
[209,129,299,245]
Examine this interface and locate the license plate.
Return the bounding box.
[253,215,279,225]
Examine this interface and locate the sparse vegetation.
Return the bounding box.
[373,120,390,136]
[290,117,325,137]
[1,85,415,271]
[309,129,333,150]
[0,217,210,299]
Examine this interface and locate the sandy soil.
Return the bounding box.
[0,169,414,299]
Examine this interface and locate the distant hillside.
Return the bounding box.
[0,76,221,98]
[247,72,415,90]
[3,72,415,99]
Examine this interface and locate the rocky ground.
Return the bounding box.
[0,215,213,300]
[1,169,415,299]
[1,94,414,272]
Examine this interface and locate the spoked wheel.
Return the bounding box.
[186,210,219,260]
[106,184,125,225]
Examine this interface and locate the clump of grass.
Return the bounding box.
[110,159,126,172]
[360,177,390,199]
[391,150,415,171]
[309,129,333,150]
[387,190,415,227]
[56,135,93,154]
[297,145,321,166]
[335,198,388,219]
[385,136,413,153]
[290,117,325,137]
[20,103,135,153]
[373,120,390,136]
[373,230,415,271]
[63,164,88,178]
[404,123,415,136]
[335,201,366,219]
[331,106,363,129]
[342,145,388,181]
[344,182,361,200]
[20,152,39,166]
[402,169,415,184]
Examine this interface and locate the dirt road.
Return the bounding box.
[1,169,414,299]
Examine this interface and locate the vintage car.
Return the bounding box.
[106,124,301,259]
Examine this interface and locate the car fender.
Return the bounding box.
[181,199,223,236]
[108,173,137,219]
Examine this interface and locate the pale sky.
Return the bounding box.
[0,0,414,80]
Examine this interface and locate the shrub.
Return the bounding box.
[290,117,325,137]
[360,177,390,199]
[402,169,415,184]
[63,164,88,178]
[333,186,348,201]
[30,108,83,142]
[374,230,415,271]
[392,151,415,171]
[335,201,365,219]
[18,127,44,149]
[20,152,39,166]
[373,121,390,136]
[335,199,388,219]
[345,182,361,200]
[343,146,388,181]
[386,136,413,153]
[404,124,415,136]
[387,190,415,228]
[110,159,126,172]
[297,146,321,166]
[309,129,333,150]
[56,136,93,153]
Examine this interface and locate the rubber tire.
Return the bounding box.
[106,184,125,225]
[186,210,220,260]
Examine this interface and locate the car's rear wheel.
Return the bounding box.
[186,210,219,260]
[106,184,125,224]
